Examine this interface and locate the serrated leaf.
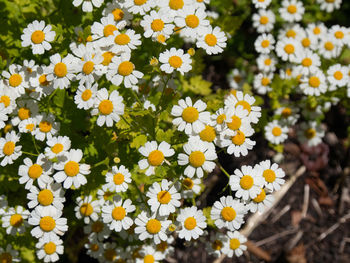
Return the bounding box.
[130,134,147,149]
[183,76,212,96]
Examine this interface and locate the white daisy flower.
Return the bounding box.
[297,121,325,146]
[107,29,142,54]
[229,165,264,200]
[318,36,341,59]
[2,64,29,95]
[180,176,201,199]
[158,0,193,17]
[102,195,135,232]
[299,33,318,50]
[90,14,126,43]
[222,105,251,135]
[84,218,111,241]
[100,242,118,262]
[207,232,228,258]
[138,141,175,176]
[75,195,101,224]
[72,0,104,12]
[0,103,9,129]
[74,82,98,110]
[97,184,116,204]
[317,0,342,13]
[27,179,65,210]
[295,50,321,75]
[105,165,132,192]
[222,231,247,257]
[147,179,181,216]
[124,0,157,15]
[174,6,210,37]
[29,206,68,240]
[327,64,349,90]
[219,127,256,157]
[53,149,90,189]
[11,99,39,127]
[0,245,21,262]
[171,97,210,134]
[36,234,64,262]
[193,124,218,145]
[300,69,327,96]
[264,120,289,145]
[252,9,275,33]
[136,245,165,263]
[0,131,22,166]
[253,72,273,95]
[306,23,327,40]
[178,138,217,178]
[227,69,245,90]
[141,10,175,40]
[0,84,19,113]
[256,54,277,73]
[246,188,274,213]
[210,196,247,231]
[34,113,60,141]
[74,51,104,85]
[257,160,286,191]
[279,0,304,22]
[196,26,227,55]
[159,48,192,75]
[177,206,207,241]
[1,206,30,235]
[134,211,171,244]
[85,235,104,259]
[91,88,125,127]
[29,65,55,97]
[102,1,133,25]
[254,33,275,54]
[252,0,272,9]
[44,136,71,159]
[275,105,299,125]
[276,37,302,62]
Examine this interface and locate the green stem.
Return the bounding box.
[91,157,109,169]
[22,151,38,157]
[132,181,150,213]
[131,89,143,106]
[120,115,132,127]
[218,163,231,178]
[31,136,40,154]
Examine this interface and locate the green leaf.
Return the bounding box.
[183,76,212,96]
[130,134,148,149]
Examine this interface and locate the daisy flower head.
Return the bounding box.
[91,88,125,127]
[318,36,342,59]
[306,23,327,40]
[254,33,275,54]
[196,26,227,55]
[105,165,132,192]
[222,231,247,257]
[36,234,64,263]
[107,29,141,54]
[44,136,71,160]
[227,68,245,90]
[264,120,289,145]
[252,0,272,9]
[210,196,247,231]
[72,0,104,12]
[136,245,165,263]
[0,131,22,166]
[295,50,321,75]
[2,64,29,95]
[91,14,125,43]
[327,64,349,90]
[101,195,135,232]
[181,176,201,198]
[53,149,90,189]
[138,141,175,176]
[211,107,229,132]
[74,51,104,85]
[257,160,285,191]
[171,97,210,134]
[146,179,181,216]
[276,37,302,62]
[1,206,30,235]
[253,72,273,95]
[74,82,98,110]
[0,84,18,113]
[11,99,39,127]
[29,65,55,97]
[21,20,56,55]
[46,53,78,90]
[85,237,104,259]
[178,137,217,178]
[29,206,68,240]
[299,33,318,50]
[252,9,275,33]
[246,187,274,213]
[174,6,210,38]
[206,232,228,258]
[297,121,325,146]
[229,165,264,200]
[0,245,20,262]
[134,211,171,244]
[34,113,60,141]
[159,48,192,75]
[75,196,101,224]
[317,0,342,13]
[100,242,118,262]
[256,54,277,73]
[140,10,175,40]
[158,0,193,17]
[84,217,111,241]
[193,123,219,145]
[0,103,9,129]
[177,206,207,241]
[279,0,305,22]
[300,69,327,96]
[275,105,299,125]
[102,1,133,25]
[124,0,157,15]
[222,105,251,135]
[27,179,65,211]
[107,56,144,90]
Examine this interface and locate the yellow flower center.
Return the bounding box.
[64,161,80,177]
[28,164,43,179]
[103,24,118,37]
[146,219,161,234]
[302,58,312,67]
[83,61,94,75]
[51,143,63,154]
[156,241,168,252]
[286,29,296,38]
[168,55,183,68]
[286,68,292,76]
[90,243,99,251]
[240,175,254,190]
[118,61,134,76]
[184,217,197,230]
[54,63,67,78]
[216,114,226,124]
[221,207,236,221]
[185,15,199,28]
[335,31,344,39]
[309,76,320,88]
[0,95,10,107]
[261,39,270,48]
[281,107,292,117]
[92,221,104,233]
[39,74,49,86]
[212,240,223,250]
[0,252,12,263]
[112,8,124,21]
[182,106,199,123]
[199,125,216,142]
[151,19,165,32]
[18,107,31,120]
[9,74,22,87]
[99,100,114,115]
[324,41,334,51]
[253,188,266,203]
[313,27,321,35]
[26,123,35,132]
[287,5,297,14]
[272,126,282,136]
[334,71,343,80]
[144,255,155,263]
[259,16,269,25]
[80,203,94,216]
[3,141,15,156]
[39,121,52,133]
[302,38,311,47]
[169,0,184,10]
[40,216,56,232]
[113,173,124,185]
[264,58,272,66]
[261,77,270,86]
[227,116,242,130]
[31,30,45,44]
[102,51,115,66]
[284,44,295,54]
[104,249,117,261]
[10,214,23,227]
[134,0,147,5]
[205,34,217,46]
[182,178,194,189]
[157,34,166,43]
[157,190,171,204]
[148,150,164,166]
[81,89,92,101]
[189,151,205,168]
[114,34,130,45]
[38,189,54,206]
[230,238,240,250]
[231,131,246,145]
[112,206,126,220]
[263,169,276,183]
[235,101,251,113]
[304,128,316,139]
[44,242,56,255]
